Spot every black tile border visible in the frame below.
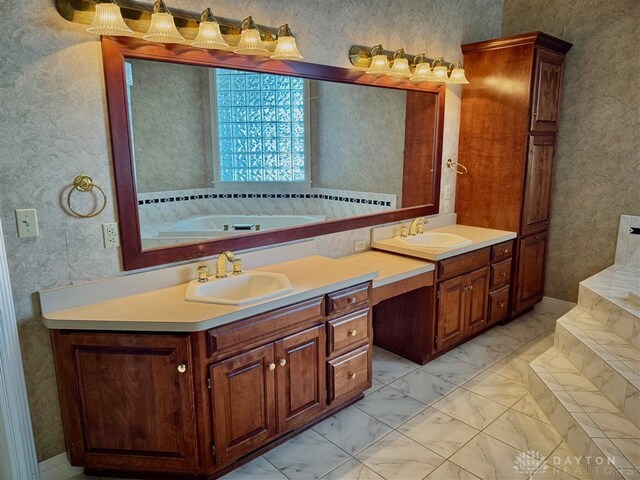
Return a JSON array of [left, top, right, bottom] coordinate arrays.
[[138, 193, 392, 207]]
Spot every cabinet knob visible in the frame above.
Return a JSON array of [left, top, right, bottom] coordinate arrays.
[[498, 302, 505, 308], [348, 329, 357, 337], [348, 372, 357, 380], [268, 363, 276, 371], [502, 248, 509, 254], [279, 359, 287, 367], [500, 272, 506, 277], [347, 296, 357, 304], [468, 285, 473, 291], [177, 364, 187, 374]]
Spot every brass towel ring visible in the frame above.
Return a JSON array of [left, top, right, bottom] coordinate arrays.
[[66, 174, 107, 218], [446, 158, 468, 175]]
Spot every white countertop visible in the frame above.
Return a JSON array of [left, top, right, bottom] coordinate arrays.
[[42, 256, 377, 332], [371, 224, 516, 261], [338, 251, 435, 287]]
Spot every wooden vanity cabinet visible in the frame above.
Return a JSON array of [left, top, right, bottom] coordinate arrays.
[[456, 32, 572, 318], [51, 282, 372, 478]]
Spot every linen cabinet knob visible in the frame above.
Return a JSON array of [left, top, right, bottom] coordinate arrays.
[[348, 329, 357, 337], [348, 372, 357, 380], [279, 359, 287, 367], [268, 363, 276, 371], [177, 364, 187, 374]]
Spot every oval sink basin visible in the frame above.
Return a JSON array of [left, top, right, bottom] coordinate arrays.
[[185, 271, 292, 306], [395, 232, 472, 249]]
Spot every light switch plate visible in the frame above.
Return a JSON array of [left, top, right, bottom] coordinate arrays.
[[15, 209, 39, 238]]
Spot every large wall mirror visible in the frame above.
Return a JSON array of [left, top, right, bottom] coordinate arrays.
[[102, 38, 445, 270]]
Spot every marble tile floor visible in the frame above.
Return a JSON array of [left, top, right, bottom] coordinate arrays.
[[71, 306, 595, 480]]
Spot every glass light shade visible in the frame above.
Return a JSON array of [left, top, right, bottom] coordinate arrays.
[[431, 65, 449, 83], [86, 2, 133, 36], [234, 28, 268, 54], [410, 62, 432, 82], [272, 36, 303, 60], [143, 12, 184, 44], [448, 67, 469, 84], [390, 57, 412, 77], [366, 54, 390, 74], [191, 21, 228, 49]]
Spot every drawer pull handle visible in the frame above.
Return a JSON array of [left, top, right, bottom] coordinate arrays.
[[502, 248, 509, 254], [499, 272, 506, 277], [348, 329, 357, 337], [279, 359, 287, 367], [498, 302, 505, 308], [348, 372, 357, 380], [177, 364, 187, 374], [468, 285, 473, 291], [347, 296, 358, 304], [268, 363, 276, 371]]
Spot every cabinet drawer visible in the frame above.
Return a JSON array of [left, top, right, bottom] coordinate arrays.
[[489, 286, 510, 324], [438, 248, 490, 281], [326, 283, 370, 317], [327, 308, 370, 356], [490, 259, 512, 290], [207, 297, 324, 356], [327, 344, 370, 404], [491, 241, 514, 262]]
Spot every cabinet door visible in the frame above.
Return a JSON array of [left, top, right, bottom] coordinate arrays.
[[464, 267, 490, 335], [210, 344, 276, 464], [521, 135, 556, 236], [514, 231, 549, 314], [54, 333, 198, 472], [530, 49, 564, 132], [436, 276, 466, 351], [275, 325, 326, 432]]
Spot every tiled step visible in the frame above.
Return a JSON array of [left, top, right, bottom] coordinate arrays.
[[553, 307, 639, 429], [529, 349, 640, 480]]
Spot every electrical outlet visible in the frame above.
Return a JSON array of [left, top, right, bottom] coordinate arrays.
[[444, 200, 451, 212], [15, 209, 39, 238], [354, 240, 367, 253], [102, 222, 120, 248], [444, 184, 452, 200]]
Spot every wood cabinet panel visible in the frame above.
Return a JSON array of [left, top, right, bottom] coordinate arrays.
[[327, 308, 370, 356], [490, 259, 512, 290], [489, 286, 510, 324], [52, 332, 198, 472], [465, 267, 490, 335], [275, 326, 326, 432], [326, 283, 370, 317], [438, 248, 490, 281], [436, 276, 465, 350], [210, 344, 276, 464], [327, 344, 370, 404], [521, 135, 556, 236], [531, 49, 565, 132], [514, 231, 549, 314]]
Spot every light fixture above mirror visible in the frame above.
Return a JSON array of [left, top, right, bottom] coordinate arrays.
[[349, 45, 469, 85], [143, 0, 184, 44], [86, 0, 132, 36], [191, 8, 229, 50]]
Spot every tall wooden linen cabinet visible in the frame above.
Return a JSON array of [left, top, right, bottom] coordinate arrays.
[[456, 32, 572, 317]]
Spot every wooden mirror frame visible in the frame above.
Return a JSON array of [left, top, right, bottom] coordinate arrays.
[[102, 37, 445, 270]]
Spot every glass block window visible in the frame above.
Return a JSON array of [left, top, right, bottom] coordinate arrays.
[[215, 70, 306, 182]]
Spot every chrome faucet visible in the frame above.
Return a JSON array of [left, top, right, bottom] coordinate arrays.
[[215, 251, 236, 278], [408, 217, 427, 236]]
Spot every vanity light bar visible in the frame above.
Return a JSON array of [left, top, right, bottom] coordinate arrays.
[[348, 44, 469, 85], [60, 0, 303, 60]]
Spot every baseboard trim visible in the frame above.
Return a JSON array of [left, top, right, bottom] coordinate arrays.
[[39, 452, 83, 480], [538, 295, 576, 316]]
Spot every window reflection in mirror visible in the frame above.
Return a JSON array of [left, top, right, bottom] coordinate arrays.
[[125, 59, 436, 250]]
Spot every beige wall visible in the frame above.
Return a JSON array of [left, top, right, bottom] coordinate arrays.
[[311, 81, 407, 197], [502, 0, 640, 301], [129, 59, 212, 193], [0, 0, 501, 460]]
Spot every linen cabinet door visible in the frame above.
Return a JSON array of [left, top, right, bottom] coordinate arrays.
[[464, 267, 490, 335], [436, 276, 466, 351], [514, 231, 549, 314], [52, 332, 199, 473], [521, 135, 556, 236], [210, 344, 277, 464], [530, 48, 564, 132], [274, 325, 326, 432]]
